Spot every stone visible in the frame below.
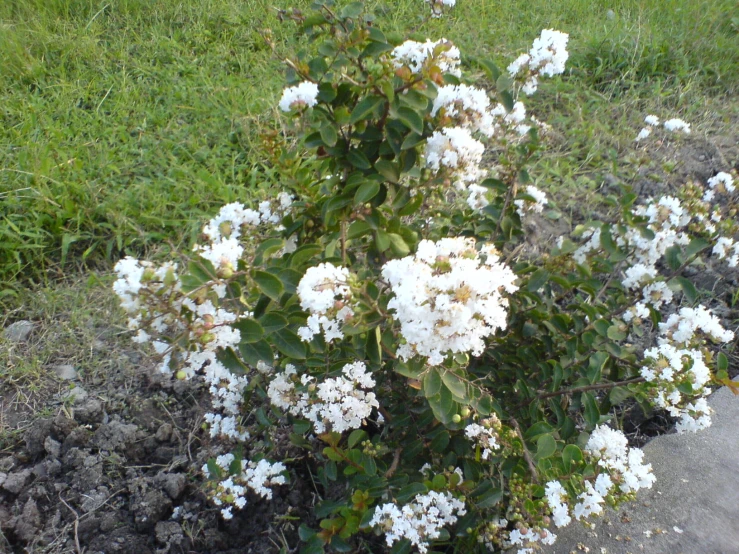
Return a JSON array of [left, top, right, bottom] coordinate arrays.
[[74, 398, 104, 424], [155, 423, 173, 442], [24, 418, 53, 457], [2, 468, 32, 494], [61, 385, 88, 403], [52, 364, 78, 380], [555, 379, 739, 553], [3, 320, 35, 342], [91, 420, 138, 451], [156, 472, 186, 500], [44, 436, 61, 458], [12, 498, 41, 543]]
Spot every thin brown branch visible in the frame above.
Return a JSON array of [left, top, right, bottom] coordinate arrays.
[[384, 447, 402, 478], [509, 417, 539, 484]]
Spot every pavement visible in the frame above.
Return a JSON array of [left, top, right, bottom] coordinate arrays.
[[552, 379, 739, 554]]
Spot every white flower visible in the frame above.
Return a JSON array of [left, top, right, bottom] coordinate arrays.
[[514, 185, 548, 216], [707, 171, 735, 193], [370, 491, 466, 554], [644, 115, 660, 126], [465, 420, 501, 460], [635, 127, 651, 141], [381, 238, 518, 365], [279, 81, 319, 112], [391, 38, 461, 77], [508, 29, 569, 95], [297, 263, 354, 343], [432, 84, 494, 136], [424, 127, 485, 185], [658, 305, 734, 345], [663, 118, 691, 134], [585, 425, 655, 495]]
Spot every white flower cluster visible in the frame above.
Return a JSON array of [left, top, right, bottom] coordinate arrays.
[[278, 81, 319, 112], [202, 453, 286, 520], [507, 29, 569, 95], [370, 491, 466, 554], [713, 236, 739, 267], [195, 195, 293, 271], [636, 114, 691, 141], [508, 525, 557, 552], [381, 238, 518, 365], [113, 257, 251, 441], [424, 127, 485, 186], [296, 262, 355, 343], [585, 425, 655, 495], [658, 305, 735, 345], [544, 480, 571, 528], [464, 419, 500, 460], [391, 38, 461, 77], [640, 344, 713, 433], [514, 185, 548, 217], [267, 361, 379, 434], [432, 84, 495, 137]]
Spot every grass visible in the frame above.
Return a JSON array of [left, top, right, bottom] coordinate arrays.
[[0, 0, 738, 299]]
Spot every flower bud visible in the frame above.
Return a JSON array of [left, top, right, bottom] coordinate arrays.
[[176, 370, 187, 380], [452, 414, 462, 423]]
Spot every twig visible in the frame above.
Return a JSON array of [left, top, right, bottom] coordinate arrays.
[[535, 377, 645, 402], [509, 417, 539, 484], [59, 494, 83, 554], [384, 447, 402, 478]]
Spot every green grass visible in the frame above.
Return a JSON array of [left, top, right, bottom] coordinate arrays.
[[1, 0, 737, 298]]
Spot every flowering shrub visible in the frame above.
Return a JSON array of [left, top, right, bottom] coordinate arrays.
[[112, 1, 737, 552]]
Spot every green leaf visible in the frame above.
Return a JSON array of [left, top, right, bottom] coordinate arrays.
[[320, 124, 338, 147], [536, 434, 557, 460], [348, 429, 367, 449], [582, 392, 600, 429], [676, 276, 699, 304], [365, 326, 382, 366], [717, 352, 729, 371], [347, 220, 373, 240], [428, 385, 456, 425], [441, 370, 467, 401], [607, 324, 627, 341], [272, 328, 307, 359], [387, 233, 410, 256], [349, 95, 384, 124], [423, 368, 442, 398], [609, 386, 632, 405], [234, 319, 264, 343], [239, 339, 273, 367], [258, 312, 289, 333], [470, 480, 503, 508], [253, 270, 284, 301], [340, 1, 363, 19], [375, 230, 391, 252], [347, 149, 372, 169], [527, 268, 550, 292], [562, 444, 583, 473], [396, 482, 428, 503], [289, 244, 323, 269], [499, 89, 514, 112], [354, 181, 381, 206], [665, 245, 682, 271], [374, 159, 400, 183], [396, 107, 424, 135], [401, 132, 424, 150], [684, 237, 710, 260], [390, 539, 412, 554]]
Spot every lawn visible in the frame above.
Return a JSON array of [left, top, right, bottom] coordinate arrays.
[[1, 0, 737, 298]]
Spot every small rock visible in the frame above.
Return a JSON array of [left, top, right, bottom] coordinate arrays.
[[99, 512, 118, 532], [63, 427, 91, 452], [3, 320, 35, 342], [44, 436, 62, 458], [74, 398, 104, 424], [155, 520, 185, 548], [52, 364, 78, 380], [24, 419, 54, 457], [0, 457, 15, 472], [81, 486, 110, 513], [155, 423, 173, 442], [132, 489, 172, 532], [92, 421, 139, 451], [2, 468, 32, 494], [52, 414, 78, 438], [12, 498, 41, 542], [62, 386, 88, 403], [156, 473, 186, 500]]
